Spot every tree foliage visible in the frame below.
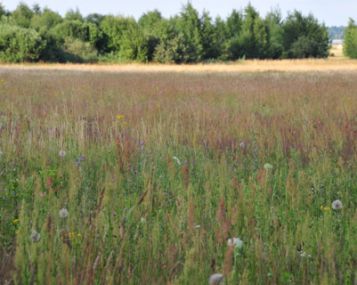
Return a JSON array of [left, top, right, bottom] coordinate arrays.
[[344, 19, 357, 58], [0, 24, 44, 62], [0, 3, 332, 63], [282, 11, 329, 58]]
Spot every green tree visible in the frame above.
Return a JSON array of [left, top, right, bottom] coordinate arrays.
[[139, 10, 165, 61], [264, 9, 283, 58], [51, 20, 90, 41], [0, 24, 44, 62], [65, 9, 83, 22], [200, 11, 220, 60], [282, 11, 329, 58], [0, 3, 7, 17], [237, 5, 269, 59], [11, 3, 34, 28], [175, 3, 203, 62], [31, 8, 62, 33], [344, 19, 357, 58], [100, 16, 147, 61]]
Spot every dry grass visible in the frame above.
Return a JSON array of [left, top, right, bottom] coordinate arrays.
[[1, 58, 357, 74], [0, 69, 356, 284]]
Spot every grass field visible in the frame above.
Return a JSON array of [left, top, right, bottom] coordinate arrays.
[[0, 67, 356, 284]]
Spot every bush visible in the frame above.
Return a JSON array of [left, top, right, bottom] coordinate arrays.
[[0, 24, 44, 62], [62, 38, 98, 62]]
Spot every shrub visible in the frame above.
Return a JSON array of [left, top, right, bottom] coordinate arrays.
[[0, 24, 44, 62]]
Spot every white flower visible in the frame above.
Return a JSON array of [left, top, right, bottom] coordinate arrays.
[[300, 251, 311, 258], [239, 141, 246, 149], [58, 150, 66, 158], [264, 163, 273, 170], [140, 217, 146, 223], [172, 156, 181, 165], [194, 224, 201, 229], [227, 237, 243, 249], [209, 273, 224, 285], [59, 208, 69, 219], [31, 230, 41, 243], [332, 199, 343, 210]]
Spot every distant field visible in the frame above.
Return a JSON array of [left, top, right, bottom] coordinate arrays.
[[0, 70, 356, 284], [1, 58, 357, 74]]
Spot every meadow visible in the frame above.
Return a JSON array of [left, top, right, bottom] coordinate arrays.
[[0, 67, 356, 284]]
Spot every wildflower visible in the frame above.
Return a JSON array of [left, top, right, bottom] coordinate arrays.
[[58, 150, 66, 158], [227, 237, 243, 249], [30, 230, 41, 243], [320, 205, 331, 212], [59, 208, 69, 219], [12, 219, 20, 225], [299, 251, 311, 258], [172, 156, 181, 165], [239, 141, 246, 149], [140, 217, 146, 223], [264, 163, 273, 170], [332, 199, 343, 210], [68, 231, 82, 241], [195, 224, 201, 229], [116, 114, 125, 120], [209, 273, 224, 285]]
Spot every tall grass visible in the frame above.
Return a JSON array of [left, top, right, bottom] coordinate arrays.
[[0, 71, 356, 284]]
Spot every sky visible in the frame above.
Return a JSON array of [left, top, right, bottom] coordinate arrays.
[[1, 0, 355, 26]]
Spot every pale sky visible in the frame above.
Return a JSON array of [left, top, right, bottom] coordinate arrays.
[[1, 0, 355, 26]]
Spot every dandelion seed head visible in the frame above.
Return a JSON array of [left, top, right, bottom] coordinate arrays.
[[227, 237, 243, 249], [264, 163, 273, 170], [31, 230, 41, 243], [209, 273, 224, 285], [58, 150, 66, 158], [59, 208, 69, 219], [332, 199, 343, 210]]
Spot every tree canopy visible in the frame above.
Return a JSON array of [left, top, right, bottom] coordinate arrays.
[[0, 2, 334, 63]]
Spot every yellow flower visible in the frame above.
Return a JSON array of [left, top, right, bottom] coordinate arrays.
[[116, 114, 125, 120], [68, 231, 82, 242], [320, 205, 331, 212], [12, 219, 20, 225]]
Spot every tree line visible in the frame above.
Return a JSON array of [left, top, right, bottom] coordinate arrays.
[[0, 2, 336, 63]]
